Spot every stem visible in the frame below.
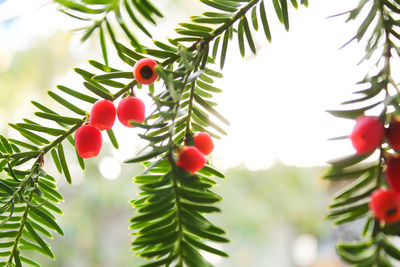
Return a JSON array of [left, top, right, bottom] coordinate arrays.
[[184, 82, 197, 143], [167, 80, 189, 264], [6, 161, 42, 265], [170, 163, 184, 266], [376, 244, 381, 265], [165, 62, 199, 264], [41, 123, 82, 155], [113, 80, 137, 99], [6, 191, 34, 266]]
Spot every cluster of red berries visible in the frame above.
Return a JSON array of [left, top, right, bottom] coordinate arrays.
[[75, 57, 214, 176], [350, 116, 400, 223], [176, 132, 214, 174], [75, 58, 158, 158], [75, 97, 145, 158]]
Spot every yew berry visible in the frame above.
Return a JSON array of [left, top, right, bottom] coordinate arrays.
[[385, 154, 400, 191], [133, 58, 158, 85], [117, 97, 145, 127], [193, 132, 214, 155], [176, 146, 206, 174], [75, 125, 102, 159], [387, 116, 400, 151], [350, 116, 385, 155], [370, 189, 400, 223], [89, 100, 116, 131]]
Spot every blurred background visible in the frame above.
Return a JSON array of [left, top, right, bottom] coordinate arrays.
[[0, 0, 380, 266]]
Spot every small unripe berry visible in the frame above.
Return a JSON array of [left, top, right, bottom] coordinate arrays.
[[75, 125, 102, 158], [385, 154, 400, 191], [387, 116, 400, 151], [193, 132, 214, 155], [350, 116, 385, 154], [370, 189, 400, 223], [177, 146, 206, 174], [89, 100, 116, 131], [133, 58, 158, 85], [117, 97, 145, 128]]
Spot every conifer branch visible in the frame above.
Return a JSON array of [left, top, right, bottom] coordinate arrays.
[[0, 0, 306, 265], [326, 0, 400, 264]]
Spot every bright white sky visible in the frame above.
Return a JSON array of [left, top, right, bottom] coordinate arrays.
[[0, 0, 373, 172]]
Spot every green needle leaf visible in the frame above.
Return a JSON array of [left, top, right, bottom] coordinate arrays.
[[107, 129, 119, 149], [51, 149, 62, 174], [220, 29, 229, 69], [15, 123, 66, 136], [25, 222, 55, 259], [242, 16, 256, 54], [56, 85, 98, 103], [57, 144, 71, 184], [124, 0, 152, 38], [99, 24, 108, 65], [200, 0, 237, 12], [238, 19, 245, 57], [212, 36, 220, 60], [279, 0, 289, 30], [29, 206, 64, 236], [251, 6, 258, 31], [83, 81, 113, 100], [260, 1, 272, 42], [35, 112, 83, 125]]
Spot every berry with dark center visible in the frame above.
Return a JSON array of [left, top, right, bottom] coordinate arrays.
[[89, 99, 116, 131], [75, 125, 102, 158], [133, 58, 158, 85], [370, 189, 400, 223], [385, 154, 400, 191], [387, 116, 400, 151], [350, 116, 385, 155], [117, 97, 145, 128], [193, 132, 214, 155], [176, 146, 206, 174]]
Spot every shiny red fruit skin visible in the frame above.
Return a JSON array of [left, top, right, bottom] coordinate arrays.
[[385, 154, 400, 191], [193, 132, 214, 155], [117, 97, 145, 128], [89, 100, 116, 131], [387, 118, 400, 151], [75, 125, 102, 159], [177, 146, 206, 174], [370, 189, 400, 223], [350, 116, 385, 155], [133, 58, 158, 85]]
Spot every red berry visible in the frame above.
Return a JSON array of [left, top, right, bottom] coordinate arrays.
[[117, 97, 145, 128], [193, 132, 214, 155], [370, 189, 400, 223], [75, 125, 102, 158], [350, 116, 385, 154], [176, 146, 206, 174], [385, 154, 400, 191], [387, 117, 400, 151], [89, 100, 116, 131], [133, 58, 158, 85]]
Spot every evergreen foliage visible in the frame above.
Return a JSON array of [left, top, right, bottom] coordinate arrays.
[[325, 0, 400, 265], [0, 0, 309, 266]]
